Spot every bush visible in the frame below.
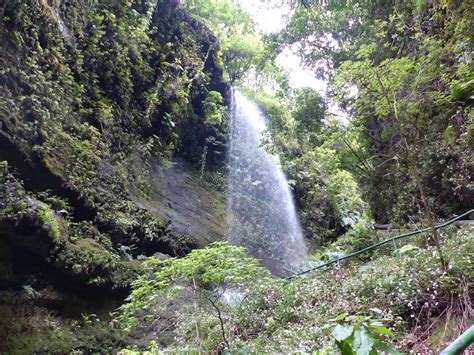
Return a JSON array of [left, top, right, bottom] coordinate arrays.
[[223, 226, 472, 352], [331, 213, 376, 257], [115, 242, 270, 351]]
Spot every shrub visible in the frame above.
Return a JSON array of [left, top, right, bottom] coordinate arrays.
[[115, 242, 270, 351]]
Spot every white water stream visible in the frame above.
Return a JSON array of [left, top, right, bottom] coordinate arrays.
[[226, 89, 307, 276]]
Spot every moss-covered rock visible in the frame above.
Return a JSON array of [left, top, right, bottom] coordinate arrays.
[[133, 159, 226, 247], [0, 164, 139, 289], [0, 0, 228, 291], [0, 1, 229, 351]]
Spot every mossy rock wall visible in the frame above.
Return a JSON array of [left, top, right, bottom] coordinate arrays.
[[133, 159, 226, 247], [0, 0, 229, 291]]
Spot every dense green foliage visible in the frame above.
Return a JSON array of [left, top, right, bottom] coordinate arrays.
[[116, 227, 473, 353], [0, 0, 228, 288], [183, 0, 263, 84], [237, 0, 473, 250], [116, 242, 270, 351], [1, 0, 228, 352], [274, 0, 473, 224]]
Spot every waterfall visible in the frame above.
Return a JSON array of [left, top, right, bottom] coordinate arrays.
[[39, 0, 73, 46], [226, 89, 307, 276]]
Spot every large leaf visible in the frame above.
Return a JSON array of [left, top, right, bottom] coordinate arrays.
[[352, 328, 375, 355], [335, 340, 356, 355], [332, 324, 354, 341]]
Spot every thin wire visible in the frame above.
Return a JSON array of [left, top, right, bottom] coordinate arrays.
[[287, 209, 473, 280]]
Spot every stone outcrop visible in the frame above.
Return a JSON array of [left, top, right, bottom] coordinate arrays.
[[0, 0, 228, 292]]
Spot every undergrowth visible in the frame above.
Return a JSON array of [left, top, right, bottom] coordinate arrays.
[[2, 227, 470, 353], [118, 225, 473, 353]]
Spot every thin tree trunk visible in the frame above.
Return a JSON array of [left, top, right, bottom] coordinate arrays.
[[393, 101, 447, 271], [399, 134, 447, 270], [192, 277, 201, 352], [208, 296, 230, 350], [375, 72, 447, 270]]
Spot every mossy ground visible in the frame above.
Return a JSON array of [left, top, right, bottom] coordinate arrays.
[[0, 289, 126, 353]]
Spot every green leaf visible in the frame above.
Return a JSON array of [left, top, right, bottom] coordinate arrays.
[[332, 324, 354, 341], [368, 324, 394, 336], [353, 328, 375, 355], [335, 313, 349, 321], [335, 340, 356, 355]]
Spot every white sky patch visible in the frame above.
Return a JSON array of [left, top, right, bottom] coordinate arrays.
[[238, 0, 351, 123], [238, 0, 291, 33], [276, 46, 327, 93], [238, 0, 323, 92]]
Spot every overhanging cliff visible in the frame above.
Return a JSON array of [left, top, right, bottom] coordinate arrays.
[[0, 0, 228, 291]]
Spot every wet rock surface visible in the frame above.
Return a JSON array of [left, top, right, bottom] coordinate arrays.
[[133, 159, 226, 247]]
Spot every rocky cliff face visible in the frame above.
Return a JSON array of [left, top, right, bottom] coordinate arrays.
[[0, 0, 228, 294]]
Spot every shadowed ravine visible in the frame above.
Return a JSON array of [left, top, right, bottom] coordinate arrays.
[[226, 89, 308, 276]]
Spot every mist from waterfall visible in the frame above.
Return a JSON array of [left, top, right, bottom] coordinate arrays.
[[226, 89, 307, 276]]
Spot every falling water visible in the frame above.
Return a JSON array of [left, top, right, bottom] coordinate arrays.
[[39, 0, 73, 46], [226, 89, 307, 276]]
